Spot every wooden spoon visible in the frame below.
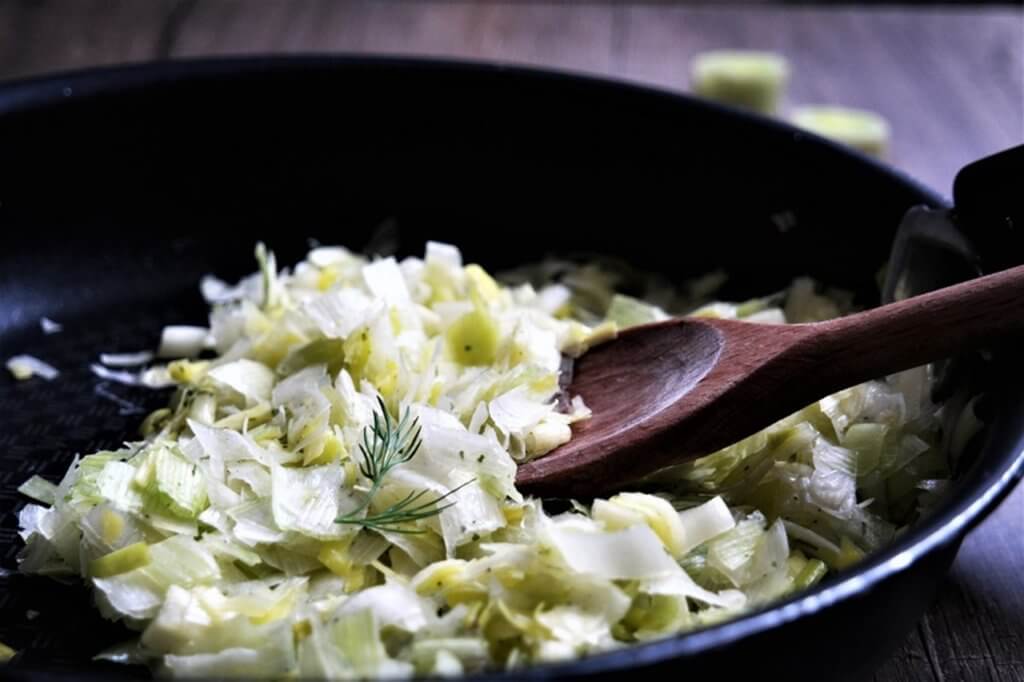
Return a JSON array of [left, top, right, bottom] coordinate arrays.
[[515, 263, 1024, 497]]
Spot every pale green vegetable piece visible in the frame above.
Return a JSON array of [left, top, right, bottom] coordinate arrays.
[[690, 49, 790, 114], [277, 338, 346, 376], [844, 423, 888, 476], [151, 447, 209, 518], [447, 309, 499, 365], [707, 515, 767, 586], [18, 475, 58, 505], [676, 495, 736, 555], [791, 105, 891, 158], [604, 294, 667, 328], [90, 542, 152, 578], [794, 558, 828, 589]]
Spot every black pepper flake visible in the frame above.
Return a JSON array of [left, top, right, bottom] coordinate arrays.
[[477, 454, 485, 463]]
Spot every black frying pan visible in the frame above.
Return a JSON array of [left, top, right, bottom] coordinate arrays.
[[0, 57, 1021, 682]]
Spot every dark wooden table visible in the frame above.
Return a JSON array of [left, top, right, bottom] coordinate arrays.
[[1, 2, 1022, 681]]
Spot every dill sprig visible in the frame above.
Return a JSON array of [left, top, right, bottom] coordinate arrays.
[[337, 479, 474, 534], [336, 398, 469, 533], [357, 397, 423, 488]]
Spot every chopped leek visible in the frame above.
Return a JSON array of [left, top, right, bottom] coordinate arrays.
[[18, 475, 58, 505], [6, 354, 59, 381], [791, 105, 891, 158], [157, 326, 210, 359], [40, 316, 63, 334], [690, 49, 790, 114], [604, 294, 667, 328], [447, 309, 500, 366], [90, 542, 152, 578], [15, 240, 960, 678], [100, 351, 155, 367]]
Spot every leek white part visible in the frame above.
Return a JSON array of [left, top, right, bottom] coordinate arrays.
[[535, 284, 571, 315], [308, 246, 353, 268], [93, 536, 220, 622], [164, 647, 290, 678], [604, 294, 667, 328], [305, 289, 374, 339], [592, 493, 686, 556], [18, 476, 58, 505], [676, 496, 736, 555], [332, 583, 434, 631], [707, 514, 769, 586], [207, 359, 275, 404], [690, 49, 790, 114], [96, 462, 146, 515], [40, 317, 63, 334], [150, 447, 208, 518], [157, 325, 210, 359], [639, 566, 747, 610], [188, 420, 276, 474], [270, 464, 352, 540], [7, 355, 59, 381], [791, 105, 891, 158], [489, 387, 553, 442], [782, 520, 841, 557], [100, 351, 155, 367], [90, 364, 143, 386], [200, 274, 257, 304], [547, 522, 679, 580], [362, 257, 411, 305], [425, 241, 463, 270]]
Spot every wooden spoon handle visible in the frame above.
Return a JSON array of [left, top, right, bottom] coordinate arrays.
[[812, 264, 1024, 386]]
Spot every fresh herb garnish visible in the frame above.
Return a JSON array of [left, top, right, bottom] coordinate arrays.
[[337, 480, 473, 534], [336, 398, 470, 533]]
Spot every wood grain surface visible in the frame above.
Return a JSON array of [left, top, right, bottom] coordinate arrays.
[[0, 2, 1021, 681]]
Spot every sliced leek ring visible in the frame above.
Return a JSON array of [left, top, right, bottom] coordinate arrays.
[[791, 105, 891, 158], [690, 50, 790, 114]]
